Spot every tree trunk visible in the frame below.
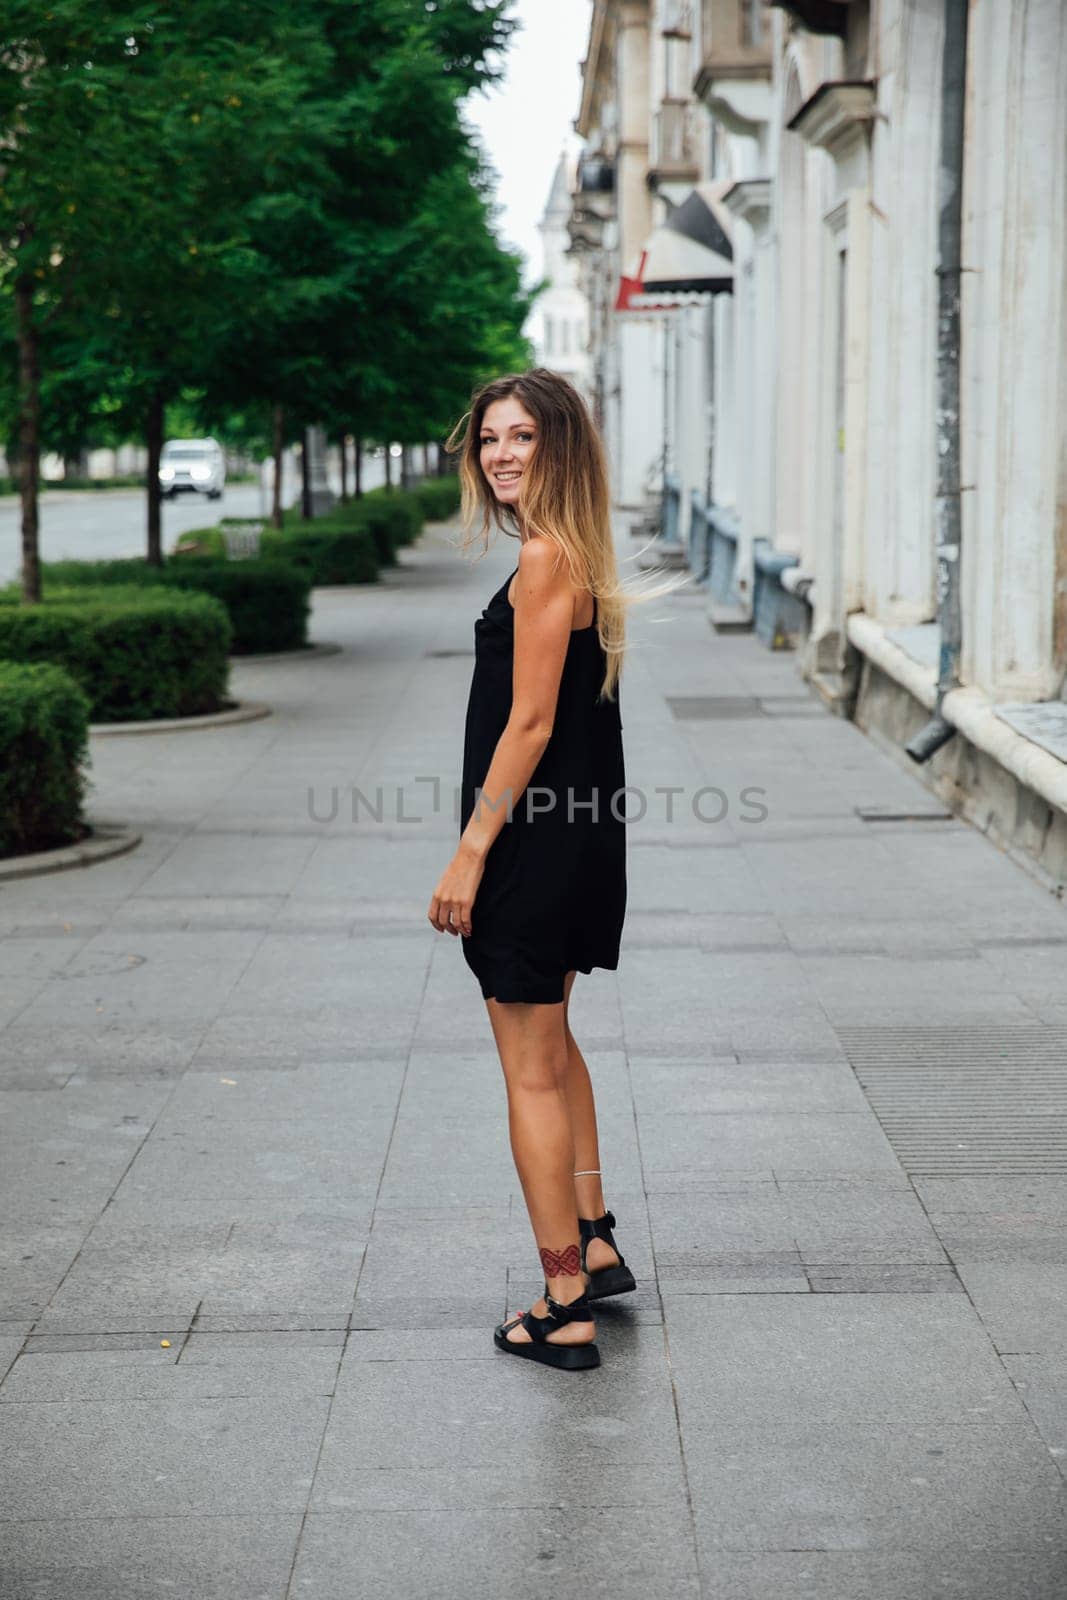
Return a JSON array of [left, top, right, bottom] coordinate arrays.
[[63, 449, 88, 482], [384, 445, 392, 490], [339, 433, 349, 502], [14, 271, 41, 604], [354, 439, 363, 499], [300, 429, 312, 519], [400, 445, 412, 492], [146, 389, 164, 566], [271, 403, 284, 529], [436, 439, 450, 477]]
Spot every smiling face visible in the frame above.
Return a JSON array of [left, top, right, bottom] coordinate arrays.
[[479, 396, 538, 510]]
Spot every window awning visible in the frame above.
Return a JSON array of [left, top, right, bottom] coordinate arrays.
[[615, 180, 735, 311]]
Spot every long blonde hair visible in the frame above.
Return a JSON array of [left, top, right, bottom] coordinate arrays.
[[447, 367, 691, 702]]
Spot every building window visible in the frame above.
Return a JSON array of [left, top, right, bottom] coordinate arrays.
[[562, 320, 572, 355], [544, 316, 554, 355]]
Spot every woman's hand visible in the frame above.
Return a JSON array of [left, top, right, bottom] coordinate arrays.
[[428, 842, 485, 937]]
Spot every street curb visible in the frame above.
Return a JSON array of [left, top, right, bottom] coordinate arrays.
[[90, 700, 272, 737], [230, 642, 342, 665], [0, 822, 142, 883]]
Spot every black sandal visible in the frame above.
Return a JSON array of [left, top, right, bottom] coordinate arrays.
[[579, 1211, 637, 1302], [494, 1288, 601, 1370]]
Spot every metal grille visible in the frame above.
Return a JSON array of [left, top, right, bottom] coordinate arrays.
[[221, 522, 263, 560], [838, 1025, 1067, 1176]]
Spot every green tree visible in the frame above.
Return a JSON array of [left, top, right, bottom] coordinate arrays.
[[0, 0, 525, 590], [0, 2, 324, 586], [0, 4, 160, 597], [201, 0, 522, 519]]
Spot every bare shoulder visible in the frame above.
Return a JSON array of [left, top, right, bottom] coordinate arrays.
[[511, 538, 592, 629], [515, 537, 568, 587], [510, 538, 572, 609]]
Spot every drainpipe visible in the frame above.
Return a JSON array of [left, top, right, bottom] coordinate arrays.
[[906, 0, 969, 763]]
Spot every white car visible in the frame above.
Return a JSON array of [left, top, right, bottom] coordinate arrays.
[[159, 438, 225, 499]]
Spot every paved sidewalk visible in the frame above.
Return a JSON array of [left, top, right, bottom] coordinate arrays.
[[2, 524, 1067, 1598]]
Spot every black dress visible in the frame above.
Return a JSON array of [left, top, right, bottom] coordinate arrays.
[[459, 559, 627, 1004]]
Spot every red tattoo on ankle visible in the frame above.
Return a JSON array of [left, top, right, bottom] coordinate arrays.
[[539, 1243, 582, 1276]]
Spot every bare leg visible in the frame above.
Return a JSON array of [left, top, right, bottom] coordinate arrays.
[[487, 990, 595, 1348], [561, 971, 621, 1275]]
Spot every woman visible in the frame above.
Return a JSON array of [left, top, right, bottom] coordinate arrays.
[[428, 368, 675, 1372]]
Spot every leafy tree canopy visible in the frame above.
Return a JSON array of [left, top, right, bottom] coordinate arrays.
[[0, 0, 531, 583]]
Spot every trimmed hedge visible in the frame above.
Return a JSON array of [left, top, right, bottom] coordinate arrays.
[[355, 488, 423, 562], [173, 526, 227, 560], [162, 559, 310, 653], [42, 557, 165, 588], [170, 479, 437, 584], [413, 474, 461, 522], [265, 525, 379, 585], [42, 556, 312, 655], [0, 588, 231, 722], [0, 475, 145, 495], [176, 521, 379, 584], [0, 661, 90, 857]]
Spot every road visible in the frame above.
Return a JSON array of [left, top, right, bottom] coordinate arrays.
[[0, 454, 389, 584]]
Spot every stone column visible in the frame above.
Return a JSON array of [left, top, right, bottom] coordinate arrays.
[[773, 64, 823, 570], [863, 0, 943, 628], [723, 178, 774, 616], [614, 1, 663, 511], [616, 0, 652, 267], [788, 81, 876, 687], [960, 0, 1067, 702]]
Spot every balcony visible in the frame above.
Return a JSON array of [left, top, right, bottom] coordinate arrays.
[[570, 154, 616, 246], [577, 153, 616, 197], [693, 0, 773, 136], [768, 0, 849, 38], [648, 99, 700, 187], [694, 0, 773, 99]]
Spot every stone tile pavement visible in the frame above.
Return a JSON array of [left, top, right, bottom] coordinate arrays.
[[2, 523, 1067, 1598]]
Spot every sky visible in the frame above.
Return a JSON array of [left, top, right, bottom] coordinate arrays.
[[462, 0, 594, 287]]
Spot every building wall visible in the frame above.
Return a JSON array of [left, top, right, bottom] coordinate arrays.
[[529, 154, 593, 401], [959, 0, 1067, 702], [863, 0, 942, 629], [769, 32, 825, 572], [572, 0, 1067, 708], [572, 0, 667, 512], [770, 0, 1067, 709]]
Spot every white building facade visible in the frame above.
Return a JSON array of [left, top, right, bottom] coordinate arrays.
[[529, 154, 593, 402], [572, 0, 1067, 881], [570, 1, 666, 511]]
